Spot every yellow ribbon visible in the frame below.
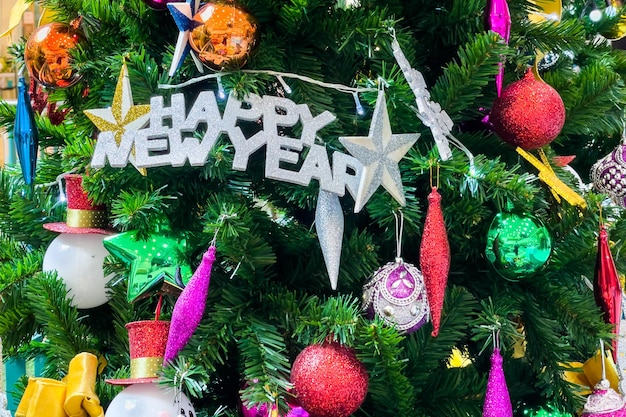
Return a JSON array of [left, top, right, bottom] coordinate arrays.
[[516, 147, 587, 209], [447, 347, 472, 368], [15, 353, 104, 417], [528, 0, 563, 80], [66, 209, 108, 229], [130, 356, 163, 379], [562, 349, 620, 396], [528, 0, 563, 24], [0, 0, 32, 38]]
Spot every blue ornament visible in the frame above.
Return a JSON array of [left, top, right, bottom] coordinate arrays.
[[13, 76, 39, 185], [167, 0, 204, 76]]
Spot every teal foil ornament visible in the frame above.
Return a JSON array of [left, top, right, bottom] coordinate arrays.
[[13, 76, 39, 185]]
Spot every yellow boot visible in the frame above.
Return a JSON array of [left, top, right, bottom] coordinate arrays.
[[16, 377, 68, 417], [63, 353, 104, 417], [15, 377, 38, 417]]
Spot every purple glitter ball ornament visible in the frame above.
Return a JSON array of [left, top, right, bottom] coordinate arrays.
[[483, 348, 512, 417], [362, 258, 429, 333], [591, 144, 626, 207]]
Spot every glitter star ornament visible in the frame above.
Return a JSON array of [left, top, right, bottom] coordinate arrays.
[[483, 347, 513, 417], [340, 90, 419, 212], [84, 63, 151, 174], [102, 230, 192, 302], [167, 0, 204, 76], [291, 342, 368, 417]]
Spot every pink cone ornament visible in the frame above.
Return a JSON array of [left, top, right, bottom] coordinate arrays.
[[164, 245, 216, 362], [419, 187, 450, 337], [483, 348, 512, 417], [485, 0, 511, 96], [594, 225, 622, 360]]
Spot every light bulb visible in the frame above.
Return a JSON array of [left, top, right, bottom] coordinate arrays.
[[590, 8, 603, 22]]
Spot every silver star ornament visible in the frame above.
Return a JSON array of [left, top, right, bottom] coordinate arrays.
[[340, 90, 419, 212]]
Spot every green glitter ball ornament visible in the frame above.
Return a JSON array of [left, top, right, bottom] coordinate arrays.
[[485, 211, 552, 280]]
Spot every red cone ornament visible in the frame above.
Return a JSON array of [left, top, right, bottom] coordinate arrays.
[[291, 342, 368, 417], [595, 225, 622, 360], [420, 187, 450, 337]]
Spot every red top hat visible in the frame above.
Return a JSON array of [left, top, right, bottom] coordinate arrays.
[[43, 174, 111, 234], [106, 320, 170, 385]]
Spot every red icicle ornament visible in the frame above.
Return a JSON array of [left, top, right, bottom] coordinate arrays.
[[594, 224, 622, 360], [420, 186, 450, 336]]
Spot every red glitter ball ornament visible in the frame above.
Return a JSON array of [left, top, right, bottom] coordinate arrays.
[[291, 342, 368, 417], [490, 69, 565, 150]]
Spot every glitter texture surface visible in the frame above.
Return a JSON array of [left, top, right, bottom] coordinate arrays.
[[107, 320, 170, 385], [164, 245, 216, 362], [490, 70, 565, 150], [483, 348, 512, 417], [84, 63, 151, 174], [291, 342, 368, 417], [485, 0, 511, 97], [339, 90, 419, 212], [419, 187, 450, 337], [315, 190, 344, 290], [362, 260, 429, 333], [591, 144, 626, 207], [43, 174, 111, 234], [582, 380, 626, 417]]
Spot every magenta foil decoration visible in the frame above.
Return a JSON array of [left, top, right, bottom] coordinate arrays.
[[485, 0, 511, 96], [483, 348, 512, 417], [164, 245, 216, 362]]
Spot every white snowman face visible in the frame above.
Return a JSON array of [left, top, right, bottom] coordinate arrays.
[[105, 383, 196, 417]]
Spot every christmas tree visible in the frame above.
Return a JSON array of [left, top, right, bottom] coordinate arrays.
[[1, 0, 626, 416]]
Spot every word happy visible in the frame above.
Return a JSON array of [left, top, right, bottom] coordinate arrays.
[[91, 92, 363, 198]]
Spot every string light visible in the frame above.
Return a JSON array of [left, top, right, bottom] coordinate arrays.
[[216, 75, 226, 100], [352, 91, 365, 116], [589, 1, 603, 21], [277, 75, 292, 95]]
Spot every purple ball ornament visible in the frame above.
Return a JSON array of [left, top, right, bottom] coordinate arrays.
[[591, 143, 626, 207], [362, 258, 429, 334], [141, 0, 177, 10]]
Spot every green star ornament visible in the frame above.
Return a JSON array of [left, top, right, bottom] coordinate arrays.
[[103, 230, 192, 302]]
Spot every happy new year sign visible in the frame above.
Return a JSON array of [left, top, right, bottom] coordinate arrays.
[[90, 91, 362, 199]]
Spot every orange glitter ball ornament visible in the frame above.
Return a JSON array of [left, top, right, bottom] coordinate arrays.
[[190, 2, 258, 70], [25, 22, 85, 89]]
